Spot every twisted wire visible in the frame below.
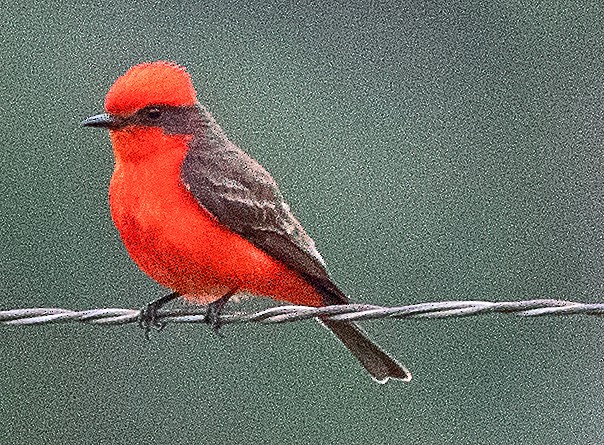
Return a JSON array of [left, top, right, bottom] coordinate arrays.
[[1, 299, 603, 327]]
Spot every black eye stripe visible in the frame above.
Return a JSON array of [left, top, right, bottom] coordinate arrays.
[[123, 105, 201, 133]]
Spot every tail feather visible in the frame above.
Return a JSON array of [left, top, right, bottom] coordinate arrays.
[[304, 274, 411, 382], [321, 318, 412, 383]]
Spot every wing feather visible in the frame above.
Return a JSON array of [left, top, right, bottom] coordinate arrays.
[[180, 105, 347, 303]]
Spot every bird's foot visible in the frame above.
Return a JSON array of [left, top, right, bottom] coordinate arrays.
[[138, 291, 180, 339], [203, 290, 236, 336]]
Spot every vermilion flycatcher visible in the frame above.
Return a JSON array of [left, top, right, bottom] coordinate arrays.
[[82, 61, 410, 383]]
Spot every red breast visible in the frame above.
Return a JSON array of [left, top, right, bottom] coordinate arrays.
[[104, 62, 324, 306]]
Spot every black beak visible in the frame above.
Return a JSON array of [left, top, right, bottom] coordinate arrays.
[[81, 113, 114, 128]]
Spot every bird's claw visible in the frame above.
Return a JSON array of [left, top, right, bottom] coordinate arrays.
[[202, 290, 235, 337], [204, 304, 224, 337], [137, 291, 180, 339], [138, 302, 166, 339]]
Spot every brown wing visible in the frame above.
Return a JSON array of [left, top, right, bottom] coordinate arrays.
[[95, 102, 410, 381], [179, 105, 347, 304]]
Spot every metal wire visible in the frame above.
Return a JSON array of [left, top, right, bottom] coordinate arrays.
[[0, 299, 603, 327]]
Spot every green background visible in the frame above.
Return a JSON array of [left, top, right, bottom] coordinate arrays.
[[1, 1, 603, 443]]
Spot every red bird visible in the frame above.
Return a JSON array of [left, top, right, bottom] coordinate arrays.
[[83, 61, 410, 383]]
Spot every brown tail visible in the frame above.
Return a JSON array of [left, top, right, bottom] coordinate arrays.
[[321, 318, 412, 383]]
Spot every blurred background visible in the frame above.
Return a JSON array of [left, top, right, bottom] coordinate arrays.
[[1, 1, 603, 443]]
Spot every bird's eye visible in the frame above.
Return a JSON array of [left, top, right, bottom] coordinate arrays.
[[147, 108, 162, 119]]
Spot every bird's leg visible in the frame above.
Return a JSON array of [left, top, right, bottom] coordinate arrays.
[[139, 291, 180, 339], [204, 289, 237, 334]]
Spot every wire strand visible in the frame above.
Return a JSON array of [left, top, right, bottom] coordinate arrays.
[[1, 299, 603, 327]]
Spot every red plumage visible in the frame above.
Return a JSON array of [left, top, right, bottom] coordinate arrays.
[[105, 62, 196, 115], [84, 61, 411, 383]]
